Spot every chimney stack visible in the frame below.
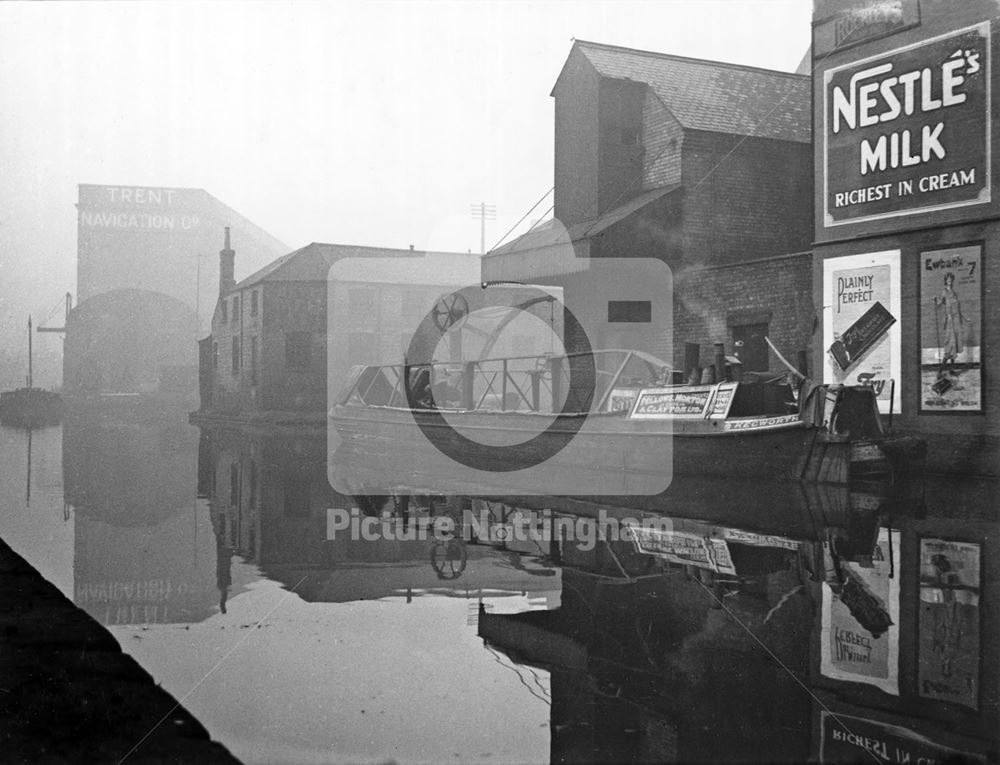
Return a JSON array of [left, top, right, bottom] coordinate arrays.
[[219, 226, 235, 295]]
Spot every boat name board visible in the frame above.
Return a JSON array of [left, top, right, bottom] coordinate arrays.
[[725, 414, 800, 431], [629, 383, 737, 419], [628, 526, 736, 574], [710, 383, 736, 416], [721, 529, 801, 551]]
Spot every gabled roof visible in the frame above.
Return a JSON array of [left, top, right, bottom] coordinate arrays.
[[232, 242, 476, 291], [560, 40, 810, 143]]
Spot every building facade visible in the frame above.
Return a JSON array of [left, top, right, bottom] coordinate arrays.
[[811, 1, 999, 475], [484, 41, 815, 376], [198, 236, 476, 416], [66, 184, 287, 399]]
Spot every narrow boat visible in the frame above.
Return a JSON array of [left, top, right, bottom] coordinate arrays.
[[329, 348, 913, 492]]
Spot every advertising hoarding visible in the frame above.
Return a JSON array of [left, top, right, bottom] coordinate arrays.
[[919, 244, 983, 412], [823, 251, 901, 413], [822, 22, 991, 227]]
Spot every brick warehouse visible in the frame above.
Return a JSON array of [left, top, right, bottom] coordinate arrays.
[[197, 233, 475, 418], [483, 40, 816, 377], [811, 0, 999, 476]]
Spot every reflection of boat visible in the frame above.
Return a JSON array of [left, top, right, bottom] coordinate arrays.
[[330, 349, 909, 491], [0, 317, 62, 428]]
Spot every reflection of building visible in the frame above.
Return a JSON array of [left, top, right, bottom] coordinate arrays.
[[197, 240, 474, 416], [479, 524, 815, 763], [63, 406, 220, 625], [810, 3, 998, 475], [67, 184, 287, 398], [197, 424, 560, 607], [483, 41, 814, 374], [480, 478, 998, 764], [809, 476, 998, 763]]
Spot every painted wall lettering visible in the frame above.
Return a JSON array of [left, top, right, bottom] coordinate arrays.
[[823, 23, 990, 226]]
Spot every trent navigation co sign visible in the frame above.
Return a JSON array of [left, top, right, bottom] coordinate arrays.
[[823, 22, 990, 227]]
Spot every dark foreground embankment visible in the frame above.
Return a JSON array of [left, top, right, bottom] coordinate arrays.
[[0, 538, 239, 764]]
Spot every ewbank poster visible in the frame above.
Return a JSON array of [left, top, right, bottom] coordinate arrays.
[[821, 528, 900, 694], [918, 538, 981, 709], [920, 245, 983, 412], [823, 251, 901, 413]]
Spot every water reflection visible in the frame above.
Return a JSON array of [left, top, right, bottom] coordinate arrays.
[[472, 479, 998, 764], [199, 426, 562, 611], [1, 408, 997, 763], [62, 408, 221, 625]]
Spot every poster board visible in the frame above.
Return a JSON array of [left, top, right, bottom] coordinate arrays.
[[823, 251, 901, 414], [919, 244, 983, 412]]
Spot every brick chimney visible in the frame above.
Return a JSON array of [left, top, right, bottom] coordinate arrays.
[[219, 226, 235, 295]]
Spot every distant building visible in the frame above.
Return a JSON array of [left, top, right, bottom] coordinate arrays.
[[198, 235, 477, 416], [65, 184, 287, 399], [483, 41, 814, 375]]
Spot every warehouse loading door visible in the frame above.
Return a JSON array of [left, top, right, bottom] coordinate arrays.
[[732, 323, 769, 372]]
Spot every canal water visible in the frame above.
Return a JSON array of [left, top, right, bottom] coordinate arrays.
[[1, 405, 997, 764]]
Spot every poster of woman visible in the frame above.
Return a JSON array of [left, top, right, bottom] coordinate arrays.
[[920, 245, 983, 412]]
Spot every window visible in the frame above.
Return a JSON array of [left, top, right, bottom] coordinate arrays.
[[232, 295, 240, 321], [250, 336, 258, 385], [221, 300, 228, 323], [232, 337, 241, 374], [212, 342, 219, 369], [285, 332, 312, 369], [251, 291, 259, 317]]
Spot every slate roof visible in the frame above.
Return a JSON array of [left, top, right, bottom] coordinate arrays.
[[564, 40, 810, 143], [233, 242, 476, 290]]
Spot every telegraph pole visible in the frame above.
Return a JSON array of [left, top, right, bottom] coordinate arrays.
[[470, 202, 496, 254]]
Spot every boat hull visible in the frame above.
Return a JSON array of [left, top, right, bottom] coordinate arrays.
[[331, 404, 820, 495]]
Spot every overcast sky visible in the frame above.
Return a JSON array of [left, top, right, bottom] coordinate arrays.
[[0, 0, 811, 366]]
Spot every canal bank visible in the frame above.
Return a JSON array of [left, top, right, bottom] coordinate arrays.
[[0, 537, 238, 764]]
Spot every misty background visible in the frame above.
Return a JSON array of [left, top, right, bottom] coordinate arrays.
[[0, 1, 810, 389]]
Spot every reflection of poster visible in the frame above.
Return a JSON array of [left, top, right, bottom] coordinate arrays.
[[821, 528, 900, 694], [819, 712, 987, 764], [823, 251, 901, 414], [920, 245, 983, 412], [919, 539, 980, 709]]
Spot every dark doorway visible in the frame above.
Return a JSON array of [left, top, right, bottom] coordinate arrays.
[[732, 323, 769, 371]]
